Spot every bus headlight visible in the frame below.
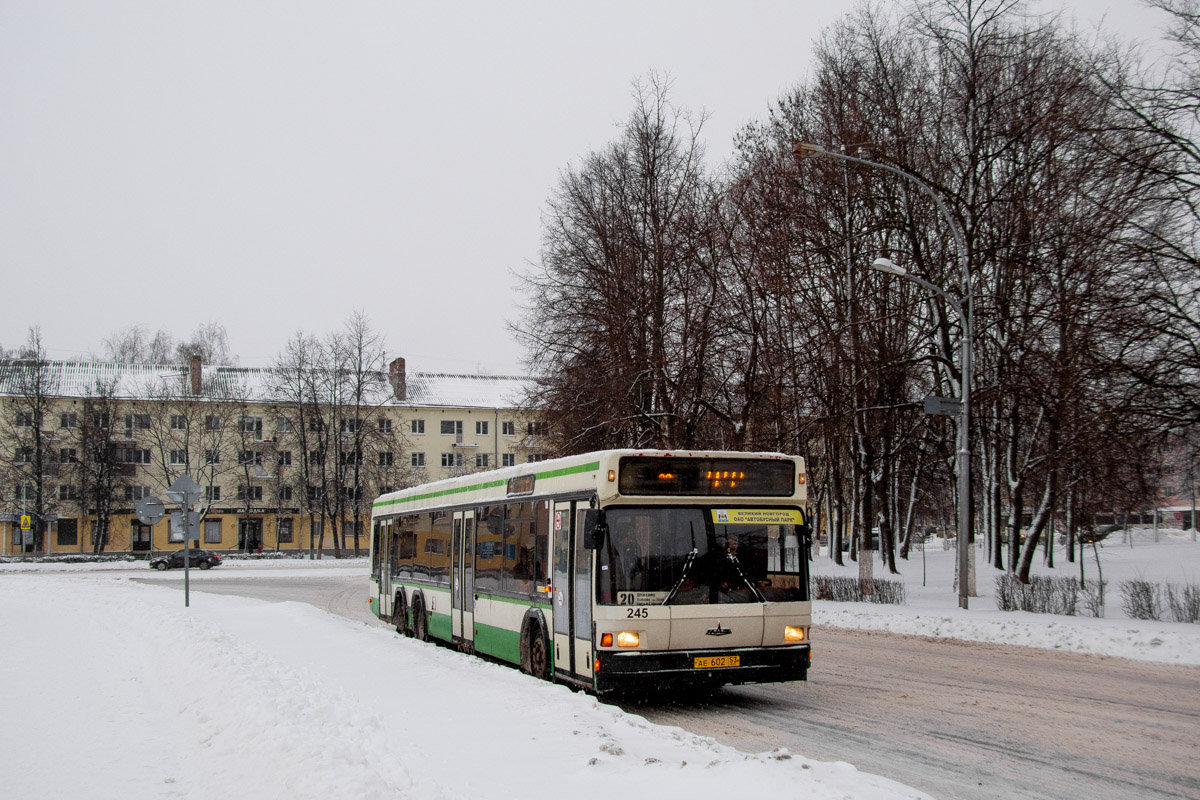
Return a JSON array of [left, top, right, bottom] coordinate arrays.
[[616, 631, 640, 648], [784, 625, 806, 643]]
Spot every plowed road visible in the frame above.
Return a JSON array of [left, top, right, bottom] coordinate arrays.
[[142, 572, 1200, 800]]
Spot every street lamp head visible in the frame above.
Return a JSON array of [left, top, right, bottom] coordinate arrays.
[[792, 142, 826, 158], [871, 257, 907, 276]]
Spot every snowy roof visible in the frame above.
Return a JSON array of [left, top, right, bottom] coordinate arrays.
[[404, 372, 530, 409], [0, 360, 534, 411]]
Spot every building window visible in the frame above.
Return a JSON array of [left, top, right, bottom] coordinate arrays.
[[59, 484, 80, 501], [169, 449, 187, 466], [310, 518, 323, 542], [56, 519, 78, 546], [125, 414, 151, 431], [308, 418, 324, 432], [170, 415, 187, 430], [527, 422, 546, 437], [476, 421, 489, 436], [278, 451, 292, 466], [278, 485, 293, 503], [378, 418, 393, 434], [60, 413, 78, 429], [441, 420, 463, 436], [238, 416, 263, 440], [378, 485, 394, 495], [502, 421, 515, 436], [379, 451, 394, 467], [119, 448, 151, 464], [308, 450, 323, 465], [340, 418, 362, 433], [476, 453, 490, 468], [205, 449, 220, 465], [205, 415, 222, 431], [14, 447, 32, 463], [277, 518, 294, 543], [204, 519, 222, 544], [16, 411, 34, 427], [238, 485, 263, 502], [340, 450, 363, 466], [528, 454, 547, 463], [239, 450, 263, 466], [16, 483, 35, 501], [59, 448, 78, 463], [276, 417, 292, 434], [502, 453, 516, 467], [344, 486, 362, 502], [411, 452, 425, 468], [411, 419, 425, 434], [441, 452, 463, 468], [205, 485, 221, 502], [124, 485, 152, 502]]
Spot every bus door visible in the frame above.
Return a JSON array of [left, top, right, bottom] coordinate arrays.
[[552, 501, 593, 682], [377, 520, 392, 617], [452, 509, 476, 645]]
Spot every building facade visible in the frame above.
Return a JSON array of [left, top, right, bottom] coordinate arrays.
[[0, 356, 545, 556]]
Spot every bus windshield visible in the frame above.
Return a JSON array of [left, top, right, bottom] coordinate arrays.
[[597, 507, 808, 606]]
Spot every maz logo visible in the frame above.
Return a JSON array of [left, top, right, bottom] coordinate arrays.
[[705, 622, 732, 636]]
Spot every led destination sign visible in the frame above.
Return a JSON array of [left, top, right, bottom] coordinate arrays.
[[618, 456, 795, 497]]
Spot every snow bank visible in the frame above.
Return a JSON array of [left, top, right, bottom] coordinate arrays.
[[0, 575, 929, 800]]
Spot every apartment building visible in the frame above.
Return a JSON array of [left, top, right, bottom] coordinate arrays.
[[0, 356, 545, 556]]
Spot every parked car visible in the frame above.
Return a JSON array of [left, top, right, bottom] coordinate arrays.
[[149, 549, 222, 571]]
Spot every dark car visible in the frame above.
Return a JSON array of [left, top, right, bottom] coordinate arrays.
[[149, 549, 222, 571]]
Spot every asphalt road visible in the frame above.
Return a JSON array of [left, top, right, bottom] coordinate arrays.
[[140, 572, 1200, 800]]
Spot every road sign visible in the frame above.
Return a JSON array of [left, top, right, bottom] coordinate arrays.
[[19, 515, 31, 530], [135, 496, 166, 526], [166, 474, 203, 507], [169, 511, 201, 542], [924, 395, 962, 417]]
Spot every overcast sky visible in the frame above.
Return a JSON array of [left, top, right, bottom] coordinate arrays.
[[0, 0, 1168, 375]]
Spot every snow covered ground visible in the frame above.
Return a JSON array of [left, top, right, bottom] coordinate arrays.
[[812, 527, 1200, 666], [1, 528, 1196, 799]]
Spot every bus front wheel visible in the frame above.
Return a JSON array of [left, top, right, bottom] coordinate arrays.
[[524, 621, 551, 681]]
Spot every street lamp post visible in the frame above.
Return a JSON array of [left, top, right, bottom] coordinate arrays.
[[793, 142, 974, 609]]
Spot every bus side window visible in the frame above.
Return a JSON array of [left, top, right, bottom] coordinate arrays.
[[534, 500, 550, 583]]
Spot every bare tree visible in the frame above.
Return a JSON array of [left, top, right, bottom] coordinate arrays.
[[0, 327, 60, 551], [103, 325, 174, 364], [174, 322, 238, 366], [516, 73, 724, 452]]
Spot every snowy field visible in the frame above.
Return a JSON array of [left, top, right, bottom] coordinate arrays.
[[812, 527, 1200, 666], [1, 529, 1197, 799]]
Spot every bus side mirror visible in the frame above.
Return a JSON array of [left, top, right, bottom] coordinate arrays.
[[583, 509, 607, 550]]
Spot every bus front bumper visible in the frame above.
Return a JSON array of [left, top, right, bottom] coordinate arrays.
[[592, 644, 810, 694]]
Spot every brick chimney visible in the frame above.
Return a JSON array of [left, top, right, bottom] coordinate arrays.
[[388, 357, 406, 401], [190, 355, 202, 395]]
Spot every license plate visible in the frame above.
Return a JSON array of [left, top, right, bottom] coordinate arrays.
[[693, 655, 740, 669]]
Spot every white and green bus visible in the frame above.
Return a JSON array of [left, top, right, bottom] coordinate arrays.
[[368, 449, 812, 694]]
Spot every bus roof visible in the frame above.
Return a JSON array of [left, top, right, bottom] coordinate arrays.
[[372, 449, 802, 514]]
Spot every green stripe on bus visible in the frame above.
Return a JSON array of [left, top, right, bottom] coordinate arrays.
[[372, 460, 602, 510], [473, 621, 521, 665]]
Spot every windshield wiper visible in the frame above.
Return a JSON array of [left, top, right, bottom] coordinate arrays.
[[725, 549, 765, 602], [661, 521, 699, 605]]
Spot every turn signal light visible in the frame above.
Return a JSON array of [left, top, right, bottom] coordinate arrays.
[[784, 625, 806, 643], [601, 633, 613, 647], [608, 470, 616, 482], [616, 631, 640, 648]]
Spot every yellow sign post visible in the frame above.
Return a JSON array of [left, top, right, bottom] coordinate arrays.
[[19, 515, 31, 531]]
